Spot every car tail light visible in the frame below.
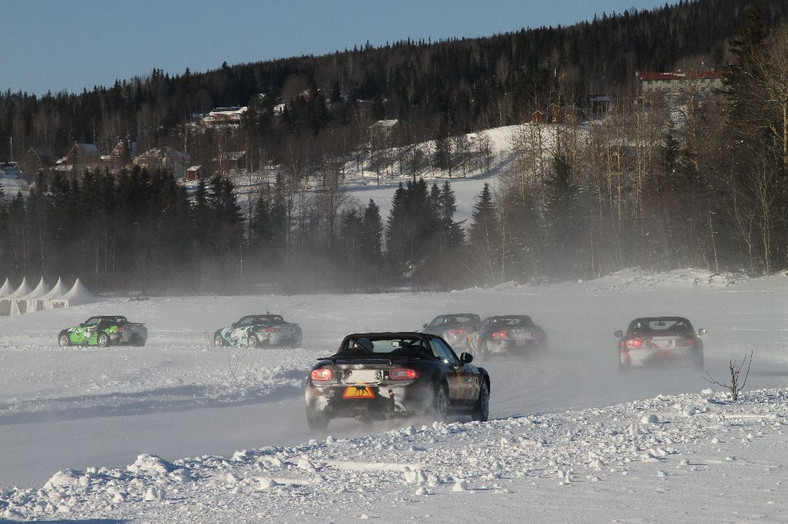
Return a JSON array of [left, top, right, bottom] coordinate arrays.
[[491, 331, 507, 339], [310, 368, 333, 381], [625, 338, 643, 349], [450, 328, 466, 335], [389, 368, 418, 380], [264, 327, 279, 333], [117, 325, 128, 332]]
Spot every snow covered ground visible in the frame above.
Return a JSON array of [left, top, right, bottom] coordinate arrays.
[[1, 268, 788, 521]]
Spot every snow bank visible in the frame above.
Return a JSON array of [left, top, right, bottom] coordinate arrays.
[[1, 388, 786, 522]]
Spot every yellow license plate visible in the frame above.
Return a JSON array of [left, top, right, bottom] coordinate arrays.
[[342, 385, 375, 399]]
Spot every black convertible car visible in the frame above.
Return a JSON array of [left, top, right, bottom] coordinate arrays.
[[304, 332, 490, 430], [469, 315, 547, 360], [421, 313, 481, 350]]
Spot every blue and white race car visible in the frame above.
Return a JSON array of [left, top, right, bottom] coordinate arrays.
[[214, 314, 303, 348]]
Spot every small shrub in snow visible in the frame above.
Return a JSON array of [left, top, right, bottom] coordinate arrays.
[[704, 350, 753, 401]]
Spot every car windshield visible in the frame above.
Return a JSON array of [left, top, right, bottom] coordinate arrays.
[[447, 315, 477, 324], [493, 316, 532, 327], [340, 336, 430, 357], [630, 318, 694, 334], [256, 315, 283, 324], [240, 315, 284, 325]]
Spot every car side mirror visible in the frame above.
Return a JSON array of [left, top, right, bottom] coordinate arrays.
[[232, 322, 238, 328], [698, 328, 707, 336], [614, 330, 623, 338], [460, 352, 473, 364]]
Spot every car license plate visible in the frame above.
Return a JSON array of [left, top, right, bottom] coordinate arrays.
[[343, 386, 375, 399], [342, 369, 382, 384], [512, 330, 531, 342]]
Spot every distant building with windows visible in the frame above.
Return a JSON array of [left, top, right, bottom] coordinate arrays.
[[640, 70, 724, 97]]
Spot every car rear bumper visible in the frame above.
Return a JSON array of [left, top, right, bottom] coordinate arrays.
[[305, 381, 432, 420], [621, 348, 702, 367], [486, 338, 540, 354]]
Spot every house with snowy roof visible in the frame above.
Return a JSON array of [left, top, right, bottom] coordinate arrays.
[[58, 142, 102, 173]]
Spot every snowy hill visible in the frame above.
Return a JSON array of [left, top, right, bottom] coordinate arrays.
[[231, 123, 545, 227], [1, 268, 787, 521]]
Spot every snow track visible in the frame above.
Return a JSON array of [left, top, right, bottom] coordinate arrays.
[[1, 269, 788, 520]]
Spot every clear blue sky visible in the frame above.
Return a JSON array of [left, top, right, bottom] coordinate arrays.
[[2, 0, 679, 96]]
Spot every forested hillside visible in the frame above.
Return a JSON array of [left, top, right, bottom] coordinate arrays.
[[2, 0, 786, 164], [1, 0, 787, 294]]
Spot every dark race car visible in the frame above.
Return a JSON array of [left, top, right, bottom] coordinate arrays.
[[58, 316, 148, 347], [421, 313, 481, 351], [469, 315, 547, 360], [304, 332, 490, 430], [615, 316, 706, 370], [214, 314, 302, 348]]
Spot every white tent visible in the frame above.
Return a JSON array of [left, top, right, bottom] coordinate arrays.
[[17, 277, 53, 314], [1, 278, 32, 315], [44, 277, 70, 309], [6, 278, 32, 298], [41, 277, 67, 307], [0, 278, 12, 297], [52, 278, 99, 308]]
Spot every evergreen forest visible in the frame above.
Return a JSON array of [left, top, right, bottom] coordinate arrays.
[[1, 0, 788, 294]]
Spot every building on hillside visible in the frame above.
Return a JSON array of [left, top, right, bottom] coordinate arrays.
[[106, 138, 138, 172], [58, 143, 101, 173], [134, 146, 187, 177], [587, 95, 613, 119], [202, 106, 248, 127], [640, 70, 724, 105], [186, 165, 202, 181], [21, 148, 56, 177], [531, 105, 585, 124]]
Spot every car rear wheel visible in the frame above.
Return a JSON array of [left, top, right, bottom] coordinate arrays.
[[472, 381, 490, 422], [306, 408, 330, 430], [58, 333, 70, 347], [97, 332, 110, 347], [432, 383, 450, 422]]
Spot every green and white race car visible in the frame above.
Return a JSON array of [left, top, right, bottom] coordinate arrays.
[[58, 316, 148, 347]]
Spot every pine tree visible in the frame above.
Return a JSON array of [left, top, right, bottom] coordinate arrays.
[[467, 183, 500, 283], [438, 181, 464, 248], [385, 180, 441, 282], [360, 199, 383, 265]]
